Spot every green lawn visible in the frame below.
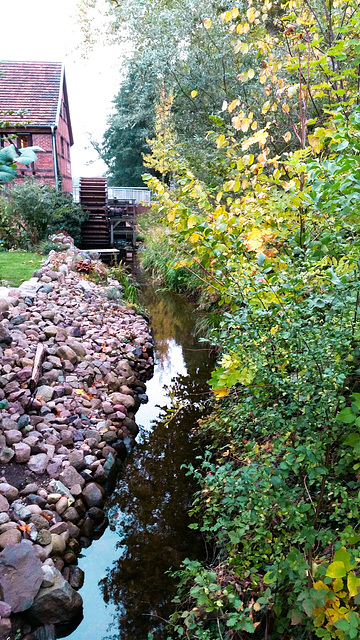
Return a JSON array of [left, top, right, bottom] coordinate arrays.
[[0, 251, 44, 287]]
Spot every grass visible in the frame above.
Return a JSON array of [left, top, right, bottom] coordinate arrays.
[[0, 251, 44, 287]]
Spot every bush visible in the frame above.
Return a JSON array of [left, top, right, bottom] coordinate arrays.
[[0, 179, 87, 249]]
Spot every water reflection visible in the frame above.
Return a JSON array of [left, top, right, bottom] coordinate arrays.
[[65, 286, 215, 640]]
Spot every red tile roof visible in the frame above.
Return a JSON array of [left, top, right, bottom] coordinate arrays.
[[0, 61, 63, 126]]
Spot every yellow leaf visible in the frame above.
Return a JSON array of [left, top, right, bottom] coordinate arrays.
[[228, 99, 240, 113], [167, 211, 176, 222], [216, 191, 223, 202], [189, 233, 200, 244], [204, 17, 212, 29], [241, 179, 249, 189], [214, 387, 230, 398], [251, 121, 258, 130], [259, 73, 267, 84], [348, 571, 360, 598], [241, 118, 251, 132], [241, 42, 249, 54], [187, 215, 197, 229], [222, 10, 233, 22], [232, 7, 239, 18], [248, 68, 255, 79], [216, 134, 229, 148], [262, 100, 271, 114], [247, 7, 256, 22], [190, 90, 198, 98], [308, 134, 323, 154], [282, 103, 290, 114], [283, 131, 291, 142]]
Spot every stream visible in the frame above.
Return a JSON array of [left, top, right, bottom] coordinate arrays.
[[59, 283, 214, 640]]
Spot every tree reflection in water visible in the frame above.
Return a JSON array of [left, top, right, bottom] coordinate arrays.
[[99, 287, 215, 640]]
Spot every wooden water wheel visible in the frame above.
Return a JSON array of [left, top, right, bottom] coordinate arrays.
[[79, 177, 110, 249]]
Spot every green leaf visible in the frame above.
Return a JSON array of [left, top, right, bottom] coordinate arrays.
[[334, 547, 352, 572], [337, 407, 356, 424], [187, 215, 197, 229], [257, 252, 266, 267]]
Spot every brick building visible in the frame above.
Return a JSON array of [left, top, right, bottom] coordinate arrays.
[[0, 61, 74, 192]]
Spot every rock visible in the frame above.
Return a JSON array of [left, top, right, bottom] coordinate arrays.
[[37, 530, 52, 546], [56, 496, 69, 515], [0, 600, 11, 617], [68, 449, 85, 471], [82, 482, 105, 508], [28, 453, 49, 474], [50, 533, 66, 555], [36, 385, 55, 402], [29, 566, 83, 623], [41, 564, 57, 588], [0, 541, 43, 611], [0, 617, 11, 636], [0, 495, 9, 513], [0, 298, 9, 313], [67, 340, 86, 358], [0, 483, 18, 502], [14, 442, 31, 463], [68, 565, 84, 590], [56, 345, 78, 364], [59, 466, 85, 490], [109, 392, 135, 409], [0, 447, 14, 464], [0, 326, 12, 345], [0, 528, 21, 549]]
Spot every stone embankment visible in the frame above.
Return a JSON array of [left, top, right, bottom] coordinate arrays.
[[0, 236, 153, 637]]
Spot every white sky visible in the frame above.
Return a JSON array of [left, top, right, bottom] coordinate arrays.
[[0, 0, 127, 179]]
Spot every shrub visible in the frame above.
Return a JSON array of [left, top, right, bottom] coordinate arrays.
[[0, 179, 87, 249]]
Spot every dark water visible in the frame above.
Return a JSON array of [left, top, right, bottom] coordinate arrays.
[[63, 285, 215, 640]]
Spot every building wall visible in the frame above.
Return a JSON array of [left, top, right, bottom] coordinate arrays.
[[55, 92, 73, 193]]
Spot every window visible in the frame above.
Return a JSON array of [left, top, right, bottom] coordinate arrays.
[[60, 136, 64, 157], [66, 142, 70, 160], [18, 134, 30, 149]]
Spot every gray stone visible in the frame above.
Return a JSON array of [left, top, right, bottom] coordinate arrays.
[[0, 298, 9, 313], [0, 600, 11, 617], [28, 453, 49, 474], [67, 340, 86, 358], [59, 466, 85, 490], [0, 448, 15, 464], [56, 496, 69, 515], [82, 482, 105, 508], [0, 496, 9, 513], [14, 441, 31, 463], [50, 533, 66, 555], [36, 385, 55, 402], [5, 429, 22, 445], [68, 449, 85, 471], [109, 392, 135, 409], [0, 529, 14, 546], [0, 326, 12, 345], [56, 345, 78, 364], [0, 540, 43, 612], [37, 529, 52, 546], [0, 483, 18, 502], [29, 566, 82, 623]]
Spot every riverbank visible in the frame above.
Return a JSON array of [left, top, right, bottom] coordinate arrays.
[[0, 237, 153, 638]]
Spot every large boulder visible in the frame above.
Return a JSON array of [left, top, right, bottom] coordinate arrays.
[[0, 541, 43, 612], [29, 566, 82, 623]]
